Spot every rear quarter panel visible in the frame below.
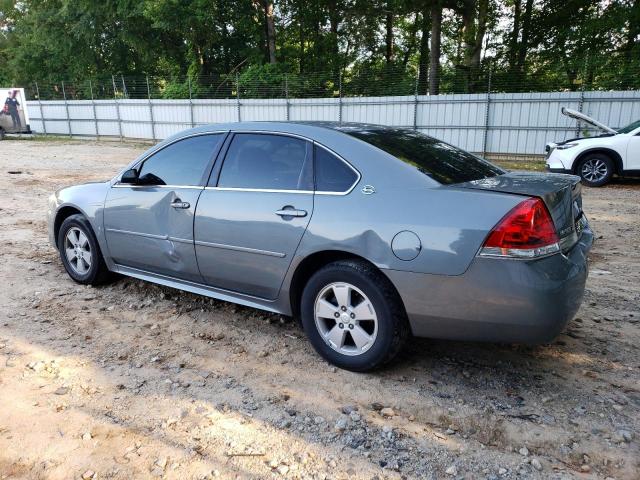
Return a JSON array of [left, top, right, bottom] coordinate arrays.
[[297, 186, 525, 276]]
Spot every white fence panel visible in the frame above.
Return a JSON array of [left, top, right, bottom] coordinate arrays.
[[26, 90, 640, 156], [289, 98, 339, 121], [192, 99, 238, 124]]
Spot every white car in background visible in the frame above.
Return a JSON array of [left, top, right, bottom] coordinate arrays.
[[545, 108, 640, 186]]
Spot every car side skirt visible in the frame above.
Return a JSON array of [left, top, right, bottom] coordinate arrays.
[[113, 264, 289, 315]]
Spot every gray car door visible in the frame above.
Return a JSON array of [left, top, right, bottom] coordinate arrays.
[[194, 132, 314, 299], [103, 134, 224, 282]]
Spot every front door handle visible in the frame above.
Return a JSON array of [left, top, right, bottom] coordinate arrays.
[[171, 200, 190, 209], [275, 207, 307, 218]]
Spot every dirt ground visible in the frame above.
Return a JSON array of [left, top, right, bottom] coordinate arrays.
[[0, 139, 638, 480]]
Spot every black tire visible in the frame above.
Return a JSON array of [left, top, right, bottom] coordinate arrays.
[[57, 214, 111, 285], [576, 153, 614, 187], [0, 128, 5, 141], [300, 259, 410, 372]]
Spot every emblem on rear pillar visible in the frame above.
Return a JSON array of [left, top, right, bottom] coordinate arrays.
[[361, 185, 376, 195]]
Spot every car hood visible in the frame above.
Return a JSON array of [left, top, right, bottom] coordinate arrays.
[[457, 172, 584, 248], [561, 107, 617, 134]]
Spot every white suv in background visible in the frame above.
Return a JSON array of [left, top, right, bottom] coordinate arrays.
[[545, 108, 640, 186]]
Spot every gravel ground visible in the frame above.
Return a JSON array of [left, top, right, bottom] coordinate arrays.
[[0, 139, 638, 480]]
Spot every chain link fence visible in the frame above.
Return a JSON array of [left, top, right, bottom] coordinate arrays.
[[23, 57, 640, 101], [22, 63, 640, 159]]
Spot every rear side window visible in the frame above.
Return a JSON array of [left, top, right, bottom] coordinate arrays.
[[137, 134, 222, 186], [345, 128, 504, 185], [314, 145, 358, 192], [217, 133, 313, 190]]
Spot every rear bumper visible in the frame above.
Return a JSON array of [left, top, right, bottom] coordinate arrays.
[[384, 228, 593, 344]]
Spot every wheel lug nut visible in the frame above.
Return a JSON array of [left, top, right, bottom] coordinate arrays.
[[334, 312, 340, 318], [338, 323, 344, 329], [350, 313, 355, 319], [341, 306, 347, 311], [349, 324, 354, 329]]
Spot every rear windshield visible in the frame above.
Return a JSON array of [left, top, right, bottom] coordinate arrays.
[[345, 128, 504, 185]]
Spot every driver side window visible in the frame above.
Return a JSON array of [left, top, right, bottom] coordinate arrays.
[[136, 134, 222, 186]]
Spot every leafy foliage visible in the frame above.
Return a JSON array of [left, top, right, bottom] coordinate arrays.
[[1, 0, 639, 97]]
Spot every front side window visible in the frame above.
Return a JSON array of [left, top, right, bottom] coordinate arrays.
[[345, 128, 504, 185], [136, 134, 222, 186], [314, 145, 358, 192], [217, 133, 313, 190]]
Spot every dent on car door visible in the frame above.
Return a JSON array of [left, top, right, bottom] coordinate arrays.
[[194, 133, 314, 299], [103, 133, 223, 282]]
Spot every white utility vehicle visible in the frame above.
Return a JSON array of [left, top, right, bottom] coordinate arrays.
[[545, 107, 640, 186]]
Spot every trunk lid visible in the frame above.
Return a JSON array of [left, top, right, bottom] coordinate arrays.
[[457, 172, 585, 251]]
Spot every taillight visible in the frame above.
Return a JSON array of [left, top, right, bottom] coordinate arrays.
[[479, 198, 560, 259]]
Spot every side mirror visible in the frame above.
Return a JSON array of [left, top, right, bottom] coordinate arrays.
[[120, 168, 139, 184]]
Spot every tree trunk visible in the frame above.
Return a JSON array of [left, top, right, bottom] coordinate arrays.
[[625, 0, 640, 65], [516, 0, 533, 74], [402, 12, 420, 68], [327, 0, 341, 81], [509, 0, 521, 73], [385, 8, 394, 64], [429, 2, 442, 95], [418, 11, 430, 95], [264, 0, 277, 64]]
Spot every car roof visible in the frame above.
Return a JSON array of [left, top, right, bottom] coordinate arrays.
[[177, 121, 405, 139]]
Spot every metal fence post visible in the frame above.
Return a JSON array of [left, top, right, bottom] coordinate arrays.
[[576, 87, 585, 137], [61, 81, 72, 137], [285, 74, 290, 121], [338, 71, 343, 124], [188, 76, 195, 127], [482, 67, 492, 157], [89, 80, 99, 138], [112, 75, 123, 141], [147, 76, 156, 141], [35, 82, 47, 136], [413, 71, 419, 131], [236, 73, 241, 122], [121, 74, 128, 99]]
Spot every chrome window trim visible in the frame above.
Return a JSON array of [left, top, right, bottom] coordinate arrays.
[[110, 129, 361, 196], [112, 184, 204, 190], [112, 130, 228, 186], [313, 142, 361, 196], [204, 186, 313, 195], [211, 130, 361, 196], [227, 129, 312, 142]]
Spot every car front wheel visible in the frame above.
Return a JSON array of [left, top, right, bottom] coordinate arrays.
[[57, 214, 111, 285], [577, 153, 614, 187], [300, 259, 409, 372]]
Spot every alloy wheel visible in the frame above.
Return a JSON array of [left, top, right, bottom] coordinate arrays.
[[64, 227, 92, 275], [313, 282, 378, 356], [581, 158, 608, 182]]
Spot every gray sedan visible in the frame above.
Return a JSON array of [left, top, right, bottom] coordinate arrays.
[[47, 122, 593, 371]]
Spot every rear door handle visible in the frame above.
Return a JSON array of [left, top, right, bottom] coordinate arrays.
[[275, 208, 307, 218], [171, 200, 190, 209]]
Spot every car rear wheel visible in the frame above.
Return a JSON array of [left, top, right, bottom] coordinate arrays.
[[577, 153, 614, 187], [57, 214, 111, 285], [300, 259, 409, 372]]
